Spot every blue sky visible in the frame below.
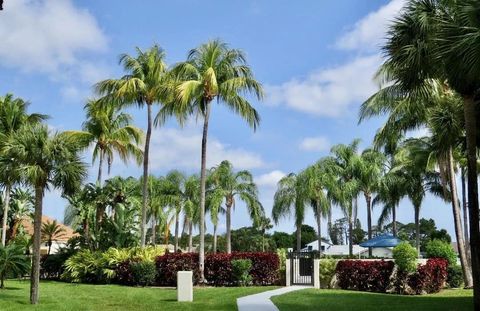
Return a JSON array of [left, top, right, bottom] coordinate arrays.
[[0, 0, 454, 240]]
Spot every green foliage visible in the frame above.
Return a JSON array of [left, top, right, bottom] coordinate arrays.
[[130, 261, 157, 286], [425, 240, 457, 266], [231, 259, 252, 287], [272, 232, 294, 249], [447, 265, 463, 288], [393, 242, 418, 273], [230, 227, 275, 252], [320, 258, 337, 289], [0, 243, 30, 288], [397, 219, 451, 252]]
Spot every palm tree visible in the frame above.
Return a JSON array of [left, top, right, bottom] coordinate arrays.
[[209, 160, 263, 253], [3, 124, 86, 304], [256, 216, 273, 252], [158, 40, 263, 280], [354, 149, 385, 256], [183, 175, 200, 252], [41, 220, 66, 256], [0, 243, 30, 289], [302, 162, 331, 256], [66, 99, 143, 184], [164, 170, 185, 252], [205, 173, 224, 253], [0, 94, 47, 246], [96, 45, 169, 247], [272, 173, 308, 251]]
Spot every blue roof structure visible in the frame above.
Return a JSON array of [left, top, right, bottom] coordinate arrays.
[[359, 234, 401, 248]]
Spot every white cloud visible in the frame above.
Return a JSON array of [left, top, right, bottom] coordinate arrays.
[[266, 55, 381, 117], [255, 170, 286, 188], [335, 0, 405, 52], [0, 0, 107, 73], [148, 127, 264, 171], [299, 136, 330, 152]]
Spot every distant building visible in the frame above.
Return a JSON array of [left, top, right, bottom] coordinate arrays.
[[302, 240, 394, 258]]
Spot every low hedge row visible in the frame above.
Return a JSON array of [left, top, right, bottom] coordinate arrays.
[[155, 252, 279, 286], [408, 258, 448, 294]]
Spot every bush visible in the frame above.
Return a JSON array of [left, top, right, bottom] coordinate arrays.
[[408, 258, 448, 294], [447, 264, 463, 288], [276, 249, 287, 285], [320, 258, 337, 289], [61, 249, 115, 284], [131, 261, 157, 286], [115, 260, 136, 285], [393, 242, 418, 273], [231, 259, 252, 286], [40, 252, 71, 280], [0, 243, 30, 288], [155, 252, 200, 286], [425, 240, 457, 266], [335, 260, 395, 293]]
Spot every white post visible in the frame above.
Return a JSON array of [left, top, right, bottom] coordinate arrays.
[[313, 259, 320, 289], [177, 271, 193, 302], [286, 258, 291, 286]]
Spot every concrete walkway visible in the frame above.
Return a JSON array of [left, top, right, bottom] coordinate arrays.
[[237, 286, 311, 311]]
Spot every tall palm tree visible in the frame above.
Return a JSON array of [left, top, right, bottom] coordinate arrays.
[[67, 100, 143, 184], [302, 162, 331, 256], [3, 124, 86, 304], [377, 1, 480, 303], [256, 216, 273, 252], [41, 220, 66, 256], [0, 94, 47, 246], [8, 188, 34, 241], [209, 160, 262, 253], [205, 173, 224, 254], [96, 45, 169, 247], [164, 170, 185, 252], [272, 173, 308, 251], [354, 149, 385, 256], [183, 175, 200, 252], [325, 140, 360, 256], [158, 40, 263, 280]]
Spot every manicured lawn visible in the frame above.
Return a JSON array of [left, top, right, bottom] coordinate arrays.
[[0, 280, 277, 311], [272, 288, 473, 311]]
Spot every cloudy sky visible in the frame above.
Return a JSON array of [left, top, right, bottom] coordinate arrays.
[[0, 0, 454, 240]]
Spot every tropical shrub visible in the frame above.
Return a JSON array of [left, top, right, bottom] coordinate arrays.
[[61, 250, 115, 283], [231, 259, 252, 286], [447, 264, 463, 288], [155, 253, 200, 286], [335, 260, 395, 293], [393, 242, 418, 273], [320, 258, 337, 289], [425, 240, 457, 266], [408, 258, 448, 294], [130, 261, 157, 286], [0, 243, 30, 289], [115, 260, 136, 285], [276, 248, 287, 285], [40, 252, 71, 280]]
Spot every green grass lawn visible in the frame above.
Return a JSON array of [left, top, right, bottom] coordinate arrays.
[[0, 280, 277, 311], [272, 288, 473, 311]]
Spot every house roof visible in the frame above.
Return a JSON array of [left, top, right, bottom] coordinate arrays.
[[20, 215, 78, 242], [324, 244, 366, 256]]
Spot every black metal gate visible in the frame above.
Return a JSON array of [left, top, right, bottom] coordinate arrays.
[[288, 251, 315, 285]]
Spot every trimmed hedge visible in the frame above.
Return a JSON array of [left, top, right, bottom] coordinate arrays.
[[155, 252, 279, 286], [408, 258, 448, 294], [336, 260, 395, 293]]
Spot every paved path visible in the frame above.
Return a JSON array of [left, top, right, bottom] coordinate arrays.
[[237, 286, 311, 311]]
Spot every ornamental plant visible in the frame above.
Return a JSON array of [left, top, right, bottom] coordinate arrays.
[[231, 259, 252, 286], [425, 240, 457, 266], [393, 242, 418, 273], [320, 258, 337, 289]]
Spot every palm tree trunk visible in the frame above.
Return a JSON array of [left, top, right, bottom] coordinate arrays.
[[151, 219, 156, 245], [414, 205, 420, 255], [327, 209, 332, 238], [353, 196, 358, 226], [140, 103, 153, 247], [262, 232, 265, 252], [174, 210, 179, 252], [83, 218, 90, 247], [296, 223, 302, 251], [392, 204, 397, 237], [1, 184, 11, 246], [463, 95, 480, 301], [461, 168, 471, 261], [447, 148, 473, 287], [365, 193, 372, 257], [30, 185, 44, 305], [188, 222, 193, 252], [198, 100, 211, 283], [213, 223, 217, 254], [47, 242, 52, 256], [226, 203, 232, 254], [316, 206, 322, 257], [97, 151, 104, 185], [348, 213, 353, 257]]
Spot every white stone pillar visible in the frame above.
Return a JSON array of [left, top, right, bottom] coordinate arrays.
[[177, 271, 193, 302], [313, 259, 320, 289], [285, 258, 291, 286]]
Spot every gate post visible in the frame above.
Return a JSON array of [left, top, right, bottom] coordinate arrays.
[[313, 258, 320, 289], [286, 258, 291, 286]]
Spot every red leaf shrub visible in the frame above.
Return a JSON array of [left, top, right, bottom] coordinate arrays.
[[155, 252, 279, 286], [408, 258, 448, 294], [115, 260, 136, 285], [155, 252, 200, 286], [336, 260, 395, 293]]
